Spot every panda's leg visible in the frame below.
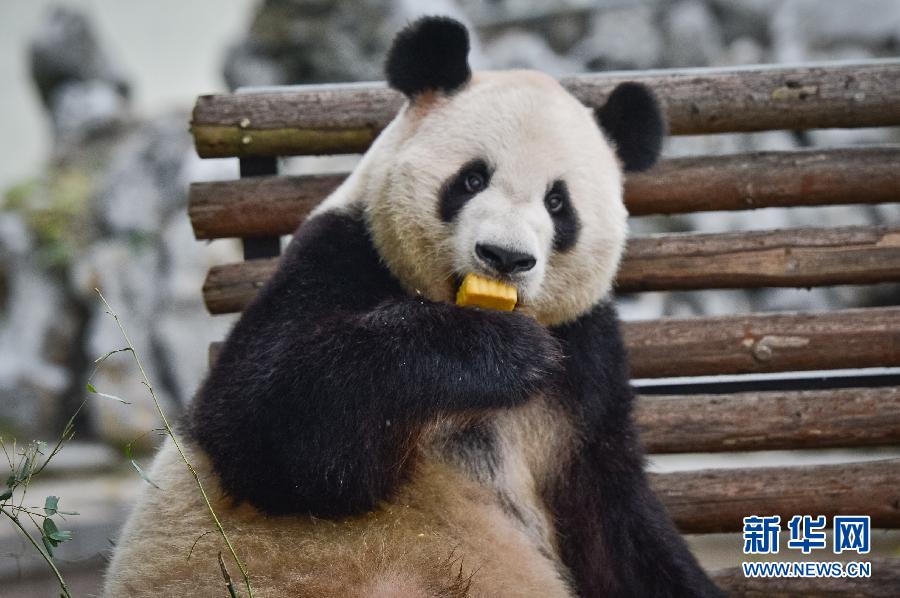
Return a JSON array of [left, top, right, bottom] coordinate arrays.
[[549, 430, 725, 597], [546, 303, 724, 597]]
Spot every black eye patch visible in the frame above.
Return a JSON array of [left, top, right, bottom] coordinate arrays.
[[439, 159, 491, 223], [546, 180, 579, 252]]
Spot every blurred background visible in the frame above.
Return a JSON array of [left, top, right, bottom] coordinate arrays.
[[1, 0, 898, 595]]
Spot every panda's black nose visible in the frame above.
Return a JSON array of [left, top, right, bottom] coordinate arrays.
[[475, 243, 536, 275]]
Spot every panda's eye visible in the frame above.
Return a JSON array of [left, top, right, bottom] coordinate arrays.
[[439, 159, 492, 223], [545, 192, 565, 214], [464, 171, 486, 194], [546, 180, 579, 251]]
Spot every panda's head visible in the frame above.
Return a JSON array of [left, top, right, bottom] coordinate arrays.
[[360, 17, 664, 326]]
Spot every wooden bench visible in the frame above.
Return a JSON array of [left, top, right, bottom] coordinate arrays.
[[188, 60, 900, 596]]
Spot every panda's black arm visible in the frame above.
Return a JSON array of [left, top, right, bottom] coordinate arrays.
[[190, 211, 560, 516], [547, 303, 724, 598]]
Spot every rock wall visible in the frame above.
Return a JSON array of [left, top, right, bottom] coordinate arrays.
[[1, 8, 237, 442], [2, 1, 898, 441]]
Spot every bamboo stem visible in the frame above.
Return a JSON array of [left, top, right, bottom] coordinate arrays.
[[96, 290, 254, 597]]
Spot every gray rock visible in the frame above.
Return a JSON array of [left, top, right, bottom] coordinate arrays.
[[719, 36, 768, 66], [155, 216, 237, 402], [664, 130, 796, 160], [534, 12, 593, 54], [708, 0, 781, 44], [76, 240, 178, 444], [29, 6, 131, 136], [94, 114, 193, 235], [49, 80, 130, 143], [663, 0, 724, 67], [456, 0, 596, 53], [223, 0, 394, 88], [224, 0, 480, 89], [222, 43, 287, 89], [482, 30, 583, 75], [772, 0, 900, 63], [2, 7, 249, 445], [0, 214, 70, 436], [571, 5, 665, 70]]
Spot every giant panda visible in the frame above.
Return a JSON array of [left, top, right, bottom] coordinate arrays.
[[105, 16, 723, 598]]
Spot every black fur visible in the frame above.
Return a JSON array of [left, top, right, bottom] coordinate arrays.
[[439, 158, 492, 223], [546, 180, 580, 251], [189, 209, 561, 516], [546, 304, 724, 597], [443, 419, 501, 480], [385, 16, 471, 98], [596, 82, 665, 172]]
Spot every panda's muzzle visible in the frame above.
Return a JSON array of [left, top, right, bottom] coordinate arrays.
[[475, 243, 536, 276]]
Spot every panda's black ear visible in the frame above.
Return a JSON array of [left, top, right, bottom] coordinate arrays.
[[596, 82, 665, 172], [385, 16, 471, 98]]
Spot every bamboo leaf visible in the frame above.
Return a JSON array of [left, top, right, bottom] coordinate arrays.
[[42, 517, 72, 543], [130, 459, 160, 489], [44, 495, 59, 515], [85, 384, 130, 404]]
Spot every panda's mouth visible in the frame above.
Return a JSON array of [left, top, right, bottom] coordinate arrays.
[[451, 273, 464, 294]]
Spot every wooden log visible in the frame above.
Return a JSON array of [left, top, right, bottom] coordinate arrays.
[[203, 257, 276, 315], [617, 225, 900, 292], [200, 226, 900, 313], [710, 557, 900, 597], [191, 60, 900, 157], [624, 307, 900, 378], [208, 306, 900, 378], [651, 459, 900, 534], [190, 172, 343, 240], [624, 145, 900, 216], [187, 146, 900, 239], [635, 387, 900, 453]]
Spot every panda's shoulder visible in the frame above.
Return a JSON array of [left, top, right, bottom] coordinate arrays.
[[258, 206, 403, 310], [274, 207, 377, 277], [285, 206, 371, 264]]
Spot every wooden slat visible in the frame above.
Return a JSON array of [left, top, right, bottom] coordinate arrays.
[[188, 146, 900, 239], [624, 307, 900, 378], [651, 459, 900, 534], [711, 557, 900, 597], [625, 145, 900, 216], [204, 257, 275, 314], [200, 226, 900, 313], [636, 387, 900, 453], [190, 172, 343, 240], [208, 307, 900, 378], [618, 226, 900, 292], [191, 60, 900, 157]]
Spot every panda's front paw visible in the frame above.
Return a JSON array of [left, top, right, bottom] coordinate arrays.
[[487, 311, 563, 403]]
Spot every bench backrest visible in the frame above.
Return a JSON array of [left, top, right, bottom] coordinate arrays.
[[188, 60, 900, 595]]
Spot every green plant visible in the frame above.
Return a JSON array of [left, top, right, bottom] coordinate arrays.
[[2, 291, 255, 597], [1, 407, 82, 598], [94, 290, 254, 597]]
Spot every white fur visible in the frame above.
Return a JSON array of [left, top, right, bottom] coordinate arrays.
[[105, 439, 574, 597], [361, 70, 628, 325]]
